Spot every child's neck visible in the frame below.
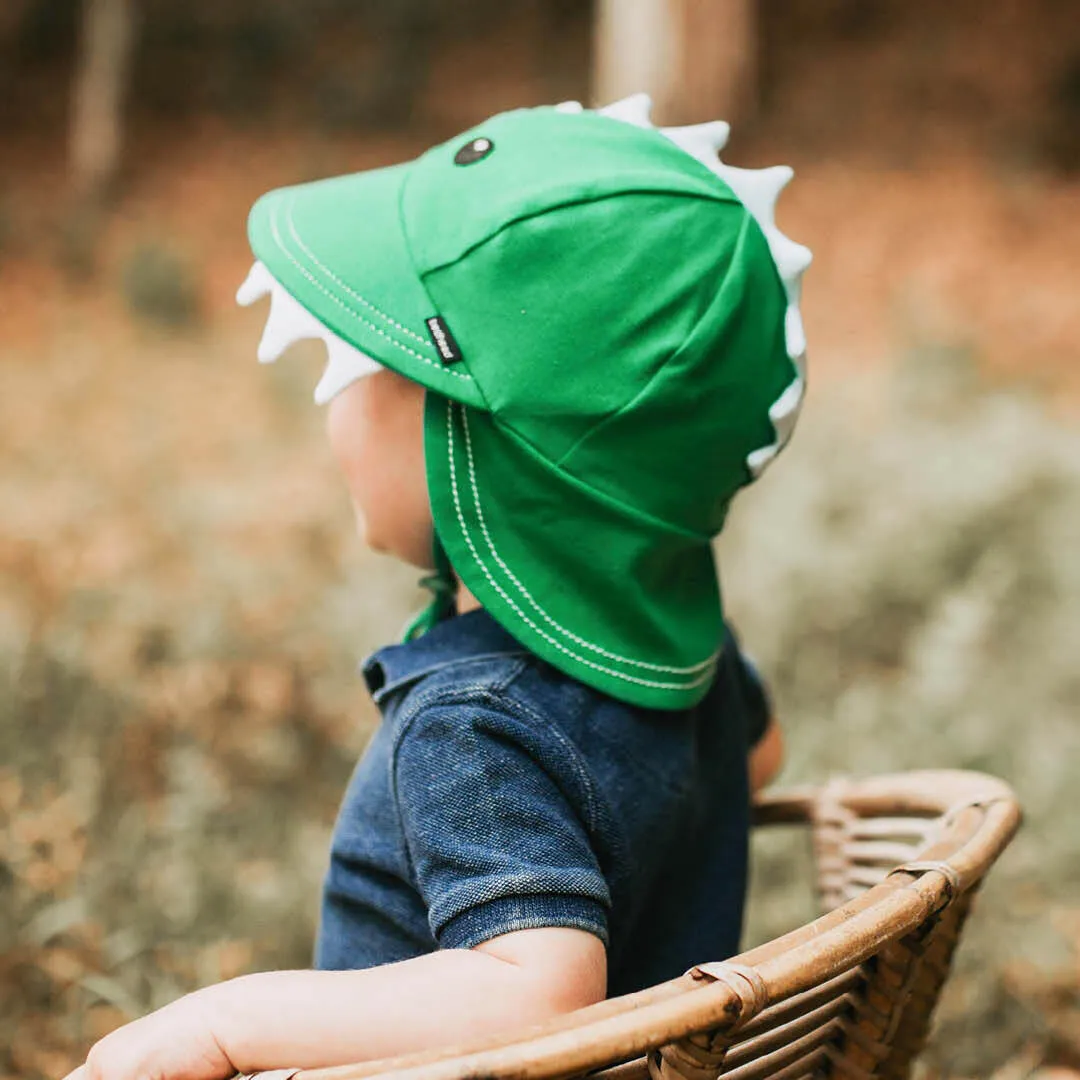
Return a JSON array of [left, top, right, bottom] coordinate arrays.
[[456, 580, 482, 615]]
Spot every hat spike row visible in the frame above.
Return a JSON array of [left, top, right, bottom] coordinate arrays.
[[656, 125, 811, 368], [236, 260, 274, 306], [317, 335, 382, 404], [661, 120, 732, 162], [597, 94, 812, 477], [595, 94, 811, 372], [597, 92, 655, 128], [237, 260, 382, 402]]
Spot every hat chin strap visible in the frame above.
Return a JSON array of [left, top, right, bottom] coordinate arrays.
[[402, 531, 459, 640], [237, 260, 383, 404]]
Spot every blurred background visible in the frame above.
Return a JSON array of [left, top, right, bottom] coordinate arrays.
[[1, 1, 1079, 1077]]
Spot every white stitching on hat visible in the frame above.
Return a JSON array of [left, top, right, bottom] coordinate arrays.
[[461, 408, 718, 676], [268, 204, 474, 381], [449, 406, 715, 691], [447, 402, 716, 691], [284, 199, 435, 349]]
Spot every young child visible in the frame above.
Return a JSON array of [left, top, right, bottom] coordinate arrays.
[[65, 94, 807, 1080]]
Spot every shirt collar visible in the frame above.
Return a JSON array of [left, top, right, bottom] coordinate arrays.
[[362, 609, 527, 703]]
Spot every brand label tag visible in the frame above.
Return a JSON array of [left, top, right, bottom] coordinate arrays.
[[425, 316, 463, 365]]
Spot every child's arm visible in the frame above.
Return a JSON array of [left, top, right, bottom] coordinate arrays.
[[65, 926, 606, 1080]]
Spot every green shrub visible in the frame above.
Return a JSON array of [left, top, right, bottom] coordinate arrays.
[[121, 243, 201, 328]]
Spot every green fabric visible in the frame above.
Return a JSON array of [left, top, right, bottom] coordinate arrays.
[[248, 105, 797, 709], [247, 163, 486, 409], [401, 537, 457, 641]]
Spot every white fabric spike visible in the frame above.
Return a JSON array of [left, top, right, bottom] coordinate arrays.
[[236, 260, 274, 306], [746, 375, 806, 478], [239, 263, 383, 401], [598, 93, 653, 128], [785, 305, 807, 361], [711, 164, 792, 231], [314, 334, 383, 405], [256, 280, 327, 364], [554, 100, 584, 114], [660, 121, 731, 164], [772, 235, 813, 283]]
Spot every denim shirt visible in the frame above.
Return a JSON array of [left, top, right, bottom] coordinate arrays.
[[316, 609, 768, 996]]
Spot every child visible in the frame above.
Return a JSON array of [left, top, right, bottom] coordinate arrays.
[[65, 94, 807, 1080]]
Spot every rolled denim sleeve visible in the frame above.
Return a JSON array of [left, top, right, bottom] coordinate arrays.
[[391, 696, 611, 950]]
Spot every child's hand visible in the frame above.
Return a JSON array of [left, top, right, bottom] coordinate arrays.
[[62, 989, 236, 1080]]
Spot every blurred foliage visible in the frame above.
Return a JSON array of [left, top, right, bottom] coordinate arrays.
[[0, 0, 592, 135], [8, 1, 1080, 169], [1043, 52, 1080, 171], [120, 242, 201, 327], [0, 196, 10, 261]]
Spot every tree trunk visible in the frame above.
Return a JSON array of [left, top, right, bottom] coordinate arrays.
[[69, 0, 135, 204], [592, 0, 756, 125]]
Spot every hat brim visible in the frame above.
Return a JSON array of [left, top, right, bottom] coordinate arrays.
[[426, 397, 723, 710], [248, 165, 486, 409]]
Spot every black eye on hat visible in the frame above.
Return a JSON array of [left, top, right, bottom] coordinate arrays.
[[454, 137, 494, 165]]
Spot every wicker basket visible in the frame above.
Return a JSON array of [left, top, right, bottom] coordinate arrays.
[[251, 769, 1021, 1080]]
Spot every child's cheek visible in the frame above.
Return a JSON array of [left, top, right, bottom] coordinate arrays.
[[326, 387, 375, 519]]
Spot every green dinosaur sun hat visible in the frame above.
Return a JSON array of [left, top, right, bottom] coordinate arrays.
[[238, 96, 811, 710]]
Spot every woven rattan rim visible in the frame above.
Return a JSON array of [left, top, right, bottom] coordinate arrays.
[[258, 769, 1021, 1080]]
